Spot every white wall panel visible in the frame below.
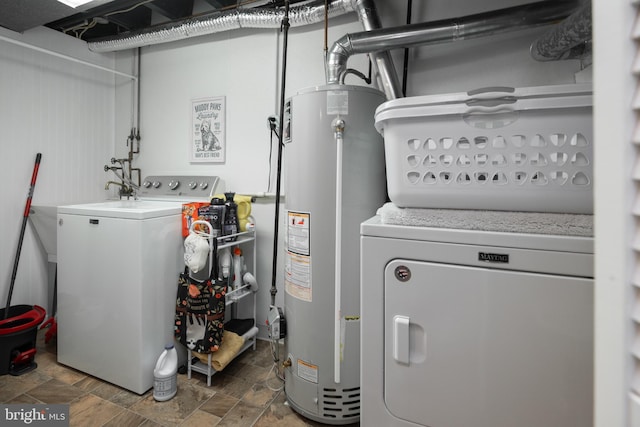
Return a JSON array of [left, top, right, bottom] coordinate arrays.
[[0, 27, 116, 311]]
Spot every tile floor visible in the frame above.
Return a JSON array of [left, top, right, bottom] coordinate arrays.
[[0, 329, 355, 427]]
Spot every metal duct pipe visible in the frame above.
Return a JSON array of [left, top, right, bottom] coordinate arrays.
[[530, 1, 591, 62], [88, 0, 356, 52], [327, 0, 581, 99], [347, 0, 403, 102]]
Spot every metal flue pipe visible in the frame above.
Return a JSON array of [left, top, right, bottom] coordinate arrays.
[[347, 0, 403, 101], [327, 0, 582, 99]]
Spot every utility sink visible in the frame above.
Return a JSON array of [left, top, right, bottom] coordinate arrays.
[[71, 199, 178, 210], [57, 199, 184, 220], [29, 205, 58, 262]]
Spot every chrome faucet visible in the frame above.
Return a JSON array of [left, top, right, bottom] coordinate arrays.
[[105, 162, 139, 199], [105, 180, 123, 190], [112, 160, 139, 187], [104, 129, 142, 199], [104, 179, 136, 199]]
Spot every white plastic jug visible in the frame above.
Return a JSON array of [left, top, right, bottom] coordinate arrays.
[[153, 344, 178, 401]]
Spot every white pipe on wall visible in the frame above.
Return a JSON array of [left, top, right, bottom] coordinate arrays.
[[0, 34, 137, 80], [332, 117, 346, 384]]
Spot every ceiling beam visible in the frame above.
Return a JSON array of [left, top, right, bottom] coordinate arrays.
[[106, 5, 152, 30], [145, 0, 194, 20], [203, 0, 238, 9]]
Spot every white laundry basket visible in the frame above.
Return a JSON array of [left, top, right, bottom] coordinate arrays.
[[374, 84, 593, 214]]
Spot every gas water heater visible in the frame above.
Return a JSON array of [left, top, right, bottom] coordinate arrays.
[[283, 84, 387, 424]]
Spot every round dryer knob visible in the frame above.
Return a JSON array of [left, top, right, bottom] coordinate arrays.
[[142, 180, 152, 188], [199, 182, 209, 190], [152, 181, 161, 188], [188, 181, 197, 190], [168, 180, 180, 190]]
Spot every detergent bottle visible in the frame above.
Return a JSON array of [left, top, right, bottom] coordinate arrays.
[[153, 344, 178, 401], [223, 192, 238, 242], [209, 197, 226, 238], [234, 194, 252, 232]]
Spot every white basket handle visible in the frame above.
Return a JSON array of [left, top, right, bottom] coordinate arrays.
[[466, 87, 518, 110], [467, 86, 516, 98]]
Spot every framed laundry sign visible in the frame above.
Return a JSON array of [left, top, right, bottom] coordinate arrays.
[[190, 96, 226, 163]]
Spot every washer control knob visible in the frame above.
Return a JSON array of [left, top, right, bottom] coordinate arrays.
[[152, 181, 161, 188], [168, 180, 180, 190], [188, 181, 197, 190], [142, 180, 152, 188], [199, 181, 209, 190]]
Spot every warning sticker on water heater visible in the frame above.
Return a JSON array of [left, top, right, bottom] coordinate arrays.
[[285, 251, 312, 302], [286, 211, 311, 301], [297, 359, 319, 384], [287, 211, 310, 256], [298, 359, 318, 384]]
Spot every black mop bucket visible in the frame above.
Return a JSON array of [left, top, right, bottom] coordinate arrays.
[[0, 305, 45, 375]]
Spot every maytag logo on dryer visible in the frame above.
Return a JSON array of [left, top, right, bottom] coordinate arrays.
[[478, 252, 509, 263]]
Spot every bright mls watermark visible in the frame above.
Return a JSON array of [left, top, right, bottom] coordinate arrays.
[[1, 404, 69, 426]]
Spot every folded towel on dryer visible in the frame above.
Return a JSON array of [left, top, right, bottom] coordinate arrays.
[[377, 202, 593, 237]]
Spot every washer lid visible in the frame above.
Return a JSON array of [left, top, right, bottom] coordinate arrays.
[[58, 200, 182, 220]]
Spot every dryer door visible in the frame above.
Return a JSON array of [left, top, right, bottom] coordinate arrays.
[[384, 259, 593, 427]]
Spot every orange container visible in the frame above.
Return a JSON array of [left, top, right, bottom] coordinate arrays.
[[182, 202, 209, 237]]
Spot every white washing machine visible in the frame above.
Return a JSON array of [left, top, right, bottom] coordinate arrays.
[[360, 215, 594, 427], [57, 175, 223, 394]]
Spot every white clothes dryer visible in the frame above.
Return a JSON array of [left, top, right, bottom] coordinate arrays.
[[360, 215, 594, 427]]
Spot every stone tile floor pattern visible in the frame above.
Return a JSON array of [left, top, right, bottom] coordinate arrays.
[[0, 329, 358, 426]]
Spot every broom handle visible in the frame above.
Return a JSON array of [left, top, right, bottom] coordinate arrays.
[[4, 153, 42, 319]]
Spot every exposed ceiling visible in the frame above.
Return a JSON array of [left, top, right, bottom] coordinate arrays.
[[0, 0, 303, 43]]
